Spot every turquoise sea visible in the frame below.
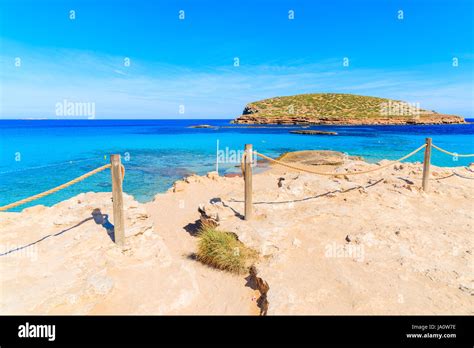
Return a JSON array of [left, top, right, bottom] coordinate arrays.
[[0, 119, 473, 211]]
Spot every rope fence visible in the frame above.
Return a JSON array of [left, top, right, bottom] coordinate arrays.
[[0, 164, 112, 212], [432, 144, 474, 158], [255, 144, 427, 176], [0, 157, 103, 176], [242, 138, 474, 220], [0, 140, 472, 227], [0, 155, 126, 247]]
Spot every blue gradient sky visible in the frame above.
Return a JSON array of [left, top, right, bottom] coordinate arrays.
[[0, 0, 473, 119]]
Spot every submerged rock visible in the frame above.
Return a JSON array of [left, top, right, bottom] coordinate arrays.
[[188, 124, 216, 129], [277, 150, 362, 166], [290, 130, 338, 135]]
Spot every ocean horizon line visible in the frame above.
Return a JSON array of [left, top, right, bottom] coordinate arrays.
[[1, 118, 473, 122]]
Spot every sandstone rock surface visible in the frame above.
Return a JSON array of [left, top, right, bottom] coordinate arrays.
[[1, 152, 472, 315]]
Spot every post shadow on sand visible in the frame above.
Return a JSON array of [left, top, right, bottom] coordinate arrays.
[[183, 180, 385, 237], [0, 208, 116, 257], [183, 179, 388, 241], [213, 197, 244, 220], [227, 178, 384, 206], [91, 208, 116, 242]]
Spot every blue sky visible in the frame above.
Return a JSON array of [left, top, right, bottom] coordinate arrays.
[[0, 0, 473, 119]]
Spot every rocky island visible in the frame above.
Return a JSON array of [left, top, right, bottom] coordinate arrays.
[[232, 93, 466, 125]]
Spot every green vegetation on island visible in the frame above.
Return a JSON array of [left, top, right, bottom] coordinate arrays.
[[233, 93, 465, 125]]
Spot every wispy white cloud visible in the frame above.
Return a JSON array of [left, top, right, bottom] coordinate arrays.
[[0, 42, 472, 119]]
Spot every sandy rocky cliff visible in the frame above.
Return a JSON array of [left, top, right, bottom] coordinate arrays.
[[234, 113, 465, 125], [198, 157, 474, 314], [0, 191, 258, 314], [1, 153, 473, 315]]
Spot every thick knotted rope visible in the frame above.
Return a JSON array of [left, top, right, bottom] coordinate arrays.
[[249, 144, 427, 176], [432, 144, 474, 158], [0, 163, 112, 212]]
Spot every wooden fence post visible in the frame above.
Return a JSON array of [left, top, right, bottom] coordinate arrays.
[[110, 154, 125, 246], [244, 144, 253, 220], [422, 138, 432, 192]]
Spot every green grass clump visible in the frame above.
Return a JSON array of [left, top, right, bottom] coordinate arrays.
[[196, 225, 258, 274]]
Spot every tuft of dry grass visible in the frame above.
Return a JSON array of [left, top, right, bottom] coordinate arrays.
[[196, 224, 258, 274]]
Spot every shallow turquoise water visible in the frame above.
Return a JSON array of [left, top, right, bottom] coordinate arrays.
[[0, 119, 473, 210]]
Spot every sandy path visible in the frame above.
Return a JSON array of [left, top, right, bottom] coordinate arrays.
[[0, 181, 259, 314], [144, 175, 260, 315], [1, 155, 472, 315]]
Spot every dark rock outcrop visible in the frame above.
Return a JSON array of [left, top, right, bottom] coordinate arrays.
[[290, 130, 338, 135]]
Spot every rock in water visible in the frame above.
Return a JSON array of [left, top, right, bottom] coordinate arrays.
[[188, 124, 216, 129], [290, 130, 338, 135], [277, 150, 362, 166]]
